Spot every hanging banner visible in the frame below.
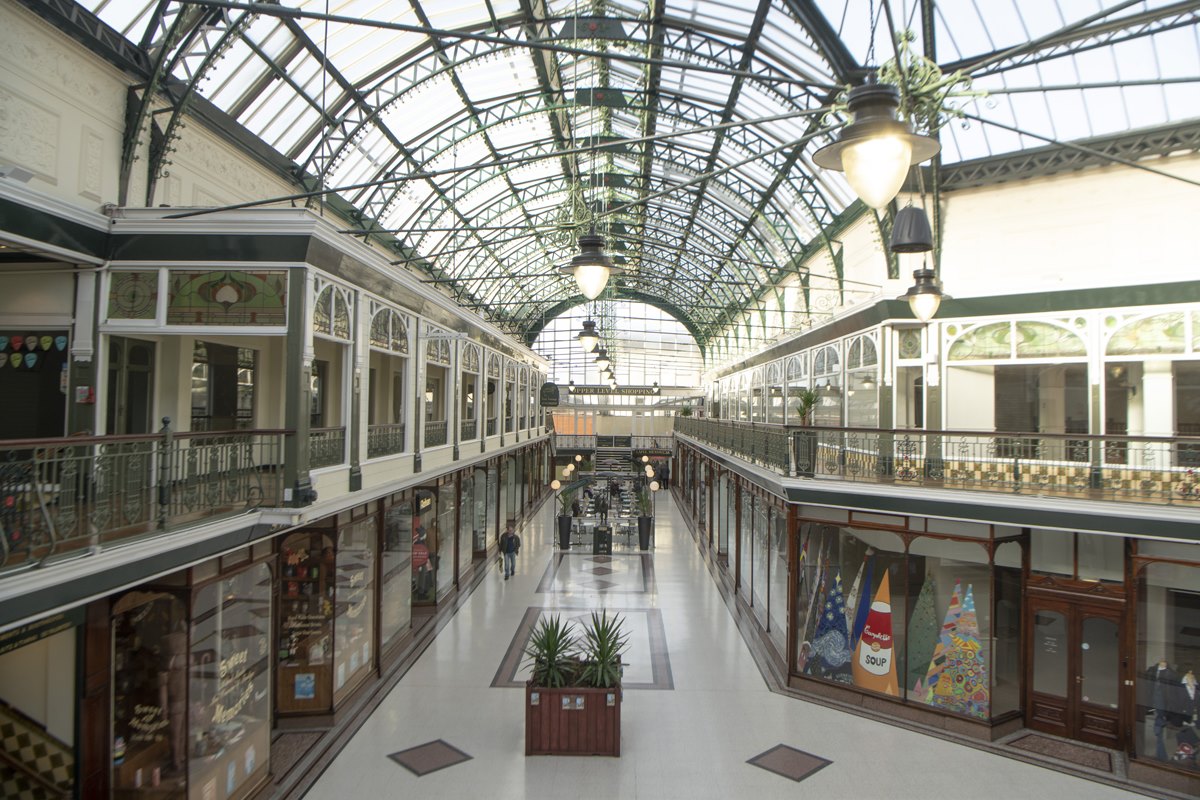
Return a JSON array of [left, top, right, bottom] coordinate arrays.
[[568, 385, 661, 396]]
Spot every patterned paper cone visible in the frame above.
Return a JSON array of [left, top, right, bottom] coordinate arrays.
[[906, 577, 939, 693], [922, 580, 963, 702], [852, 571, 899, 695]]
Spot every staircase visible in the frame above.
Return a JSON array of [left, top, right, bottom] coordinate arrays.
[[594, 447, 633, 476], [0, 701, 73, 799]]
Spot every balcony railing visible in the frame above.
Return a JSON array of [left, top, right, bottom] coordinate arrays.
[[424, 420, 448, 447], [554, 434, 596, 449], [487, 418, 497, 436], [367, 423, 405, 458], [309, 427, 346, 469], [460, 419, 477, 441], [0, 426, 286, 573], [675, 417, 1200, 506]]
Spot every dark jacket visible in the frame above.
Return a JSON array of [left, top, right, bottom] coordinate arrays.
[[500, 531, 520, 554]]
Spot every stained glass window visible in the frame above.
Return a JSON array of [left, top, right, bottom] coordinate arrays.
[[108, 271, 159, 320], [166, 270, 287, 326]]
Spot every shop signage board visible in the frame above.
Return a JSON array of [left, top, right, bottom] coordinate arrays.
[[539, 382, 560, 407], [0, 608, 83, 656]]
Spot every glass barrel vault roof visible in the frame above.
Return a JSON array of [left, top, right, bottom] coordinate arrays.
[[78, 0, 1200, 348]]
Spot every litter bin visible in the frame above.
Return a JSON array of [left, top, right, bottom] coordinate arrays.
[[592, 524, 612, 555]]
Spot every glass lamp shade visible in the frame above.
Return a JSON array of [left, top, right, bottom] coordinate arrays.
[[566, 463, 575, 473], [649, 480, 660, 491], [574, 263, 611, 300], [550, 479, 561, 490], [576, 319, 600, 353], [641, 455, 649, 463], [813, 83, 940, 210], [842, 136, 913, 210], [645, 466, 654, 477], [899, 268, 949, 323], [561, 467, 571, 477], [574, 454, 583, 462], [889, 206, 934, 253]]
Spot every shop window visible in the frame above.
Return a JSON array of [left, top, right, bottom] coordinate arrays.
[[767, 507, 788, 657], [0, 329, 69, 440], [188, 562, 271, 800], [906, 537, 992, 719], [1032, 529, 1124, 582], [1136, 560, 1200, 771], [993, 541, 1023, 717], [458, 473, 474, 577], [380, 496, 413, 649], [412, 490, 437, 603], [334, 518, 376, 701], [191, 342, 256, 431], [277, 532, 334, 714], [111, 592, 188, 796], [437, 482, 456, 596]]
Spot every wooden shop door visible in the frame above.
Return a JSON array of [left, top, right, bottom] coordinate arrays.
[[1027, 596, 1123, 748]]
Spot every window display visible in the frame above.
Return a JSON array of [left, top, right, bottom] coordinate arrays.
[[380, 495, 413, 649], [472, 467, 488, 554], [334, 517, 376, 700], [412, 490, 437, 603], [111, 592, 188, 798], [458, 472, 474, 576], [437, 482, 456, 595], [188, 562, 271, 800], [767, 508, 788, 658], [1136, 560, 1200, 771], [277, 532, 334, 713]]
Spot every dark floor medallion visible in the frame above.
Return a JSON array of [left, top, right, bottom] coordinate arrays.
[[747, 744, 832, 782], [387, 740, 473, 776]]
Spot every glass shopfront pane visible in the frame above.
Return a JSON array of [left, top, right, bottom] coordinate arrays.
[[1136, 560, 1200, 770], [1081, 616, 1120, 709], [188, 563, 271, 800], [278, 532, 334, 714], [717, 477, 731, 556], [739, 492, 753, 604], [458, 473, 473, 576], [752, 500, 770, 629], [798, 526, 905, 695], [794, 522, 838, 674], [768, 508, 789, 658], [473, 468, 488, 553], [1033, 610, 1069, 697], [412, 490, 437, 603], [905, 538, 992, 719], [437, 482, 456, 596], [334, 518, 376, 700], [993, 541, 1023, 717], [380, 498, 413, 648], [112, 593, 188, 798], [486, 466, 498, 548], [1078, 533, 1124, 582]]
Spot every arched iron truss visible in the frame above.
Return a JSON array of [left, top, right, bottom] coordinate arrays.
[[49, 0, 1196, 352]]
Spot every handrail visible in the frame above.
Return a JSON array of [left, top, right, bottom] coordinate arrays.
[[0, 424, 289, 575], [675, 417, 1200, 506]]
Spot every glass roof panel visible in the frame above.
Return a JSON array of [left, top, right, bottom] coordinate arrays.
[[68, 0, 1200, 349]]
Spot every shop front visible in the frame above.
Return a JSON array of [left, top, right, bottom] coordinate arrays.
[[107, 550, 273, 800]]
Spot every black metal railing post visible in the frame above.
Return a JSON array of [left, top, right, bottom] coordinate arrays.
[[156, 417, 172, 530]]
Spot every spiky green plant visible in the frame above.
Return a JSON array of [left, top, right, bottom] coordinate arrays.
[[523, 614, 579, 688], [577, 611, 629, 689]]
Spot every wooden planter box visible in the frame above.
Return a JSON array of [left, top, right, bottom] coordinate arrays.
[[525, 682, 621, 756]]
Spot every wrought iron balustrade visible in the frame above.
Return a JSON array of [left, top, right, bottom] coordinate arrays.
[[309, 427, 346, 468], [554, 434, 596, 449], [424, 420, 448, 447], [675, 417, 1200, 506], [487, 418, 497, 436], [0, 425, 287, 574], [367, 423, 406, 458], [460, 419, 477, 441]]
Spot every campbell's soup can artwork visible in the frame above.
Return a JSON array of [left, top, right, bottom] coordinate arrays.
[[852, 571, 899, 695]]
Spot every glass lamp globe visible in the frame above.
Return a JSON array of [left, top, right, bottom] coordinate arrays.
[[909, 292, 942, 323], [574, 454, 582, 462], [641, 455, 649, 463], [576, 320, 600, 353], [550, 479, 561, 490], [593, 347, 610, 372], [649, 480, 660, 492], [842, 135, 913, 210], [574, 263, 611, 300]]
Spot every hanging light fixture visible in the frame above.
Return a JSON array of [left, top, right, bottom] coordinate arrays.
[[889, 205, 948, 323], [551, 479, 561, 490], [576, 319, 600, 353], [560, 229, 623, 300], [593, 346, 610, 372], [899, 269, 947, 323], [813, 84, 940, 210]]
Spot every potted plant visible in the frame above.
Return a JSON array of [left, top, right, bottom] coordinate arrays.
[[792, 388, 820, 477], [677, 405, 693, 417], [556, 489, 575, 549], [524, 611, 627, 756], [636, 486, 653, 550]]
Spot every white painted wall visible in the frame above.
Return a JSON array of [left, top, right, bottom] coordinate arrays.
[[0, 628, 75, 745], [945, 365, 995, 431]]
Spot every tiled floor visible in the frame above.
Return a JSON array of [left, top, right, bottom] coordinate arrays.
[[305, 495, 1142, 800]]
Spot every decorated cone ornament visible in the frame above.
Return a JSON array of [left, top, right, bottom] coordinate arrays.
[[852, 571, 899, 695], [10, 336, 22, 352], [24, 336, 36, 351], [40, 336, 52, 351]]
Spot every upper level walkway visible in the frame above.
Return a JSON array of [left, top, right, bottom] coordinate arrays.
[[296, 495, 1145, 800]]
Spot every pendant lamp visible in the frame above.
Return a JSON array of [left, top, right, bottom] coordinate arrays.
[[888, 205, 948, 322], [813, 84, 940, 210], [560, 230, 623, 300], [593, 346, 610, 372], [576, 319, 600, 353]]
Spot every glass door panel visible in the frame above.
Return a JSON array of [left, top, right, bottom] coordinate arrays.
[[1033, 610, 1069, 697]]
